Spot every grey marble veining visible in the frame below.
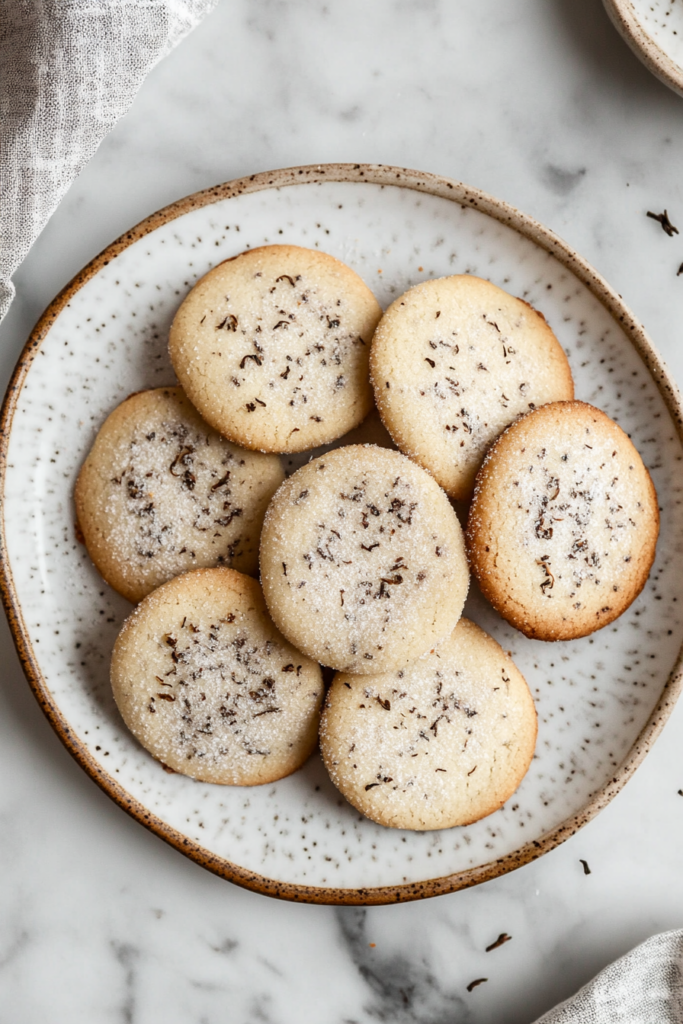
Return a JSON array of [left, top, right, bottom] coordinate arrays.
[[3, 1, 683, 1021]]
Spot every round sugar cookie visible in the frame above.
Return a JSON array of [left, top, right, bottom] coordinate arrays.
[[75, 387, 284, 603], [169, 245, 382, 453], [260, 445, 470, 674], [320, 617, 537, 831], [111, 568, 323, 784], [370, 275, 574, 499], [466, 401, 659, 641]]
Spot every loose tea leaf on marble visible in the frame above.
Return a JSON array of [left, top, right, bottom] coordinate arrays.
[[467, 978, 488, 992], [647, 210, 679, 236]]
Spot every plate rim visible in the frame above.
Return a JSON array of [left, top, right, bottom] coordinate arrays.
[[2, 161, 682, 906], [603, 0, 683, 98]]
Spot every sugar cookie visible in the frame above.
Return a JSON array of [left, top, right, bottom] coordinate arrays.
[[169, 245, 382, 453], [260, 445, 469, 674], [75, 387, 284, 603], [320, 617, 537, 830], [466, 401, 659, 640], [370, 275, 574, 499], [111, 568, 323, 784]]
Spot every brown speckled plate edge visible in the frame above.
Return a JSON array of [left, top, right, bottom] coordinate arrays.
[[2, 163, 682, 906], [603, 0, 683, 98]]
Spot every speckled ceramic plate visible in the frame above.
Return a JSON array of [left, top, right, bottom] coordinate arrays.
[[604, 0, 683, 97], [2, 164, 683, 905]]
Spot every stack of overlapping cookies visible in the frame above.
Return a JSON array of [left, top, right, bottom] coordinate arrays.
[[75, 245, 659, 831]]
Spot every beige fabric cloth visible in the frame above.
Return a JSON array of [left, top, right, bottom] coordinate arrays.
[[534, 930, 683, 1023], [0, 0, 219, 321]]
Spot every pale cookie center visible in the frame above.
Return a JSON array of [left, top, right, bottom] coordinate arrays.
[[512, 441, 641, 603], [286, 475, 443, 657], [209, 276, 367, 416], [106, 419, 246, 565], [145, 617, 305, 765]]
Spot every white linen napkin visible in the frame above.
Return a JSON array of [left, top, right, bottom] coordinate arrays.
[[0, 0, 219, 323], [533, 929, 683, 1023]]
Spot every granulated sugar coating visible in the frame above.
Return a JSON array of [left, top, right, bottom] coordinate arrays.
[[320, 618, 537, 830], [370, 275, 574, 500], [111, 568, 323, 785], [260, 445, 470, 674], [75, 387, 284, 603], [169, 245, 382, 453], [467, 401, 660, 641]]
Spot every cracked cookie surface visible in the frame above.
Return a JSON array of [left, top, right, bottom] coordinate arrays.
[[169, 245, 382, 453], [320, 617, 537, 830], [466, 401, 659, 640], [111, 568, 323, 784], [260, 445, 469, 674], [370, 274, 574, 499], [75, 387, 284, 602]]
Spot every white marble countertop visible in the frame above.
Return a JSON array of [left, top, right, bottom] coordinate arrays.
[[3, 1, 683, 1020]]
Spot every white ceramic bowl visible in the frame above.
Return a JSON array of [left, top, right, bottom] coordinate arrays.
[[604, 0, 683, 97]]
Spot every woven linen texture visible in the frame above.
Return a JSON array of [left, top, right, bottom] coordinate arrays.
[[0, 0, 218, 321], [534, 929, 683, 1024]]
